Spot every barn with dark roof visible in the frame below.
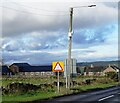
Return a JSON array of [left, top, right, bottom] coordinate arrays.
[[2, 65, 11, 75], [9, 63, 53, 77]]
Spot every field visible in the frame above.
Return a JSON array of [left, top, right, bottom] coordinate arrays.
[[1, 76, 119, 102]]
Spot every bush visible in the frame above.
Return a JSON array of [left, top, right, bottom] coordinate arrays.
[[85, 79, 91, 85], [105, 72, 118, 82], [85, 79, 96, 85], [96, 78, 110, 84], [70, 87, 81, 93], [2, 82, 56, 95]]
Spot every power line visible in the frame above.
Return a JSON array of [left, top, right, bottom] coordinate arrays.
[[0, 5, 68, 16], [3, 0, 68, 13]]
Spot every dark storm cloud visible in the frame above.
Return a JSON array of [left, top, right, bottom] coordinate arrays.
[[2, 12, 69, 37], [2, 2, 117, 37]]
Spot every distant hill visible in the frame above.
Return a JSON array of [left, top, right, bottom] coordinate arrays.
[[77, 60, 120, 67]]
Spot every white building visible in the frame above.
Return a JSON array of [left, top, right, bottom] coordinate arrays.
[[64, 58, 77, 77]]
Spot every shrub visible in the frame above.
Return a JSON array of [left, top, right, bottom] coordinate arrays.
[[96, 78, 110, 84], [85, 79, 91, 85], [2, 82, 51, 95], [105, 72, 118, 82]]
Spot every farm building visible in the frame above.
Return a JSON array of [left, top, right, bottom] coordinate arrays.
[[1, 65, 11, 75], [9, 63, 53, 77], [84, 66, 105, 76], [1, 62, 119, 77]]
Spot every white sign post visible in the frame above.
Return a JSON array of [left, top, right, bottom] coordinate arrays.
[[52, 62, 64, 93], [57, 71, 59, 93]]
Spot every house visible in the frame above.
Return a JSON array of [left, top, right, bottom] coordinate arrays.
[[103, 65, 119, 75], [83, 64, 119, 76], [9, 63, 53, 77], [9, 63, 31, 73], [2, 65, 11, 75], [76, 66, 85, 75], [84, 66, 105, 76]]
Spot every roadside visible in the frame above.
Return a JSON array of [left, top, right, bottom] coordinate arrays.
[[2, 76, 119, 103]]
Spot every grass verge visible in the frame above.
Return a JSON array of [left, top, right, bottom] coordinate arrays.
[[2, 91, 59, 103], [2, 82, 119, 102]]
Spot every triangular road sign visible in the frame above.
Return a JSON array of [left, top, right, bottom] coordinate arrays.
[[52, 62, 64, 72], [54, 62, 63, 71]]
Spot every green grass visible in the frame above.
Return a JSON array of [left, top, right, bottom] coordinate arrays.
[[2, 77, 65, 87], [2, 76, 111, 87], [2, 91, 59, 102], [2, 76, 119, 102], [2, 78, 52, 87], [80, 82, 118, 91], [2, 82, 119, 102]]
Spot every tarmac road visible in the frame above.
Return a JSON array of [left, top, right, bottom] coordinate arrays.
[[39, 85, 120, 103]]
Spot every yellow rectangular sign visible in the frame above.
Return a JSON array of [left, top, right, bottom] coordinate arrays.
[[52, 61, 64, 72]]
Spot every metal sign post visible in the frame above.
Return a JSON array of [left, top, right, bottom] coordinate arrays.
[[57, 71, 60, 93], [52, 61, 64, 93]]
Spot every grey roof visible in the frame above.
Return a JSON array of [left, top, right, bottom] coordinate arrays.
[[110, 65, 120, 70], [19, 65, 52, 72], [84, 66, 106, 72], [84, 65, 120, 73], [11, 63, 52, 72], [10, 63, 52, 72], [12, 63, 31, 67], [2, 65, 10, 74]]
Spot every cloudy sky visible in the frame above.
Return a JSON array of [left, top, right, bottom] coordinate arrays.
[[0, 0, 119, 65]]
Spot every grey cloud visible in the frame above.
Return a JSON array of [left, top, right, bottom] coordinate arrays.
[[2, 31, 68, 52], [103, 2, 118, 8], [24, 33, 67, 50], [2, 23, 116, 53], [1, 2, 118, 65], [2, 11, 69, 37], [73, 24, 116, 48], [73, 5, 117, 30], [83, 50, 96, 53], [2, 2, 117, 37], [2, 50, 66, 65], [78, 56, 118, 63]]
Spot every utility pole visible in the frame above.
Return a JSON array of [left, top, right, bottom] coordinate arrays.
[[67, 7, 73, 92], [66, 5, 96, 93]]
